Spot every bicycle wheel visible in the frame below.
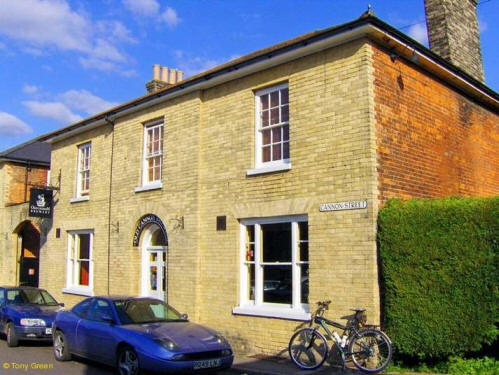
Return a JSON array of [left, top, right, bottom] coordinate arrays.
[[348, 329, 392, 373], [288, 328, 328, 370]]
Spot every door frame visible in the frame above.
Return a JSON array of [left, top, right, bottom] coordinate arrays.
[[140, 225, 168, 300]]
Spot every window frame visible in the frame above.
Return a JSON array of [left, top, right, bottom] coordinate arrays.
[[141, 120, 164, 187], [233, 215, 310, 320], [63, 230, 94, 296], [251, 83, 290, 174], [76, 142, 91, 198]]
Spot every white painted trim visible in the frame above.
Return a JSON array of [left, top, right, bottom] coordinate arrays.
[[141, 121, 164, 187], [141, 225, 168, 300], [69, 196, 90, 203], [254, 83, 290, 171], [76, 142, 91, 198], [66, 230, 94, 294], [134, 182, 163, 193], [237, 215, 309, 317], [246, 163, 291, 176], [241, 215, 307, 226], [232, 305, 310, 321], [62, 287, 94, 297]]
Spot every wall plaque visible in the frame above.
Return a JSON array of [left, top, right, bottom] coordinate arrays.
[[319, 200, 367, 212]]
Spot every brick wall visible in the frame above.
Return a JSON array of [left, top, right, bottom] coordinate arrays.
[[43, 38, 380, 356], [373, 43, 499, 203], [3, 163, 48, 206]]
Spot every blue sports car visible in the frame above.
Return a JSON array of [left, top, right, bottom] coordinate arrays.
[[0, 286, 63, 347], [53, 296, 234, 374]]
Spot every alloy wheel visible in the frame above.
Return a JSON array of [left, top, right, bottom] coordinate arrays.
[[54, 333, 64, 359], [118, 348, 139, 375]]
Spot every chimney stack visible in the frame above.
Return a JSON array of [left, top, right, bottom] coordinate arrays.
[[424, 0, 484, 82], [146, 64, 184, 93]]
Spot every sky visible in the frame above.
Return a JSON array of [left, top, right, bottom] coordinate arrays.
[[0, 0, 497, 152]]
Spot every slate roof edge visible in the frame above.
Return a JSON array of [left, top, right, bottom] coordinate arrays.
[[38, 14, 499, 144]]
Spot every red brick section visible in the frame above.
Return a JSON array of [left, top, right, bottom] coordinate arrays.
[[6, 163, 49, 206], [373, 44, 499, 205]]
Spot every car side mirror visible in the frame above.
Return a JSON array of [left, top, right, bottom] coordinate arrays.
[[101, 314, 115, 324], [181, 313, 188, 320], [58, 302, 65, 307]]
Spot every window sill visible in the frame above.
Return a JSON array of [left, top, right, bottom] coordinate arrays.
[[232, 305, 310, 321], [134, 182, 163, 193], [69, 196, 90, 203], [246, 163, 291, 176], [62, 287, 94, 297]]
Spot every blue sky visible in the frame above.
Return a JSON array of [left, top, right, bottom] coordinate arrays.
[[0, 0, 497, 152]]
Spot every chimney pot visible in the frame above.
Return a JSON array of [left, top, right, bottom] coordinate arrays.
[[153, 64, 161, 81], [146, 65, 184, 93]]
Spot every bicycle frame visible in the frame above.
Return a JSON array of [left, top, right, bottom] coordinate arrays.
[[313, 315, 366, 370]]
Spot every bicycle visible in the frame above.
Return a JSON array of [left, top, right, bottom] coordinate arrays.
[[288, 301, 392, 373]]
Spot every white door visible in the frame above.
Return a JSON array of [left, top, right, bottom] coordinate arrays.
[[142, 246, 167, 300]]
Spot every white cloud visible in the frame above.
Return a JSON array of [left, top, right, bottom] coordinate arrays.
[[408, 23, 428, 46], [59, 90, 118, 115], [22, 88, 118, 123], [0, 0, 134, 73], [173, 51, 239, 77], [173, 50, 220, 77], [0, 112, 32, 137], [123, 0, 180, 27], [161, 7, 180, 28], [123, 0, 160, 17], [23, 84, 39, 95], [96, 20, 137, 44], [479, 19, 488, 33], [0, 0, 91, 52], [23, 101, 82, 124]]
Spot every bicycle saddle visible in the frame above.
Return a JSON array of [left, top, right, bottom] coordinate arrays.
[[351, 308, 366, 312]]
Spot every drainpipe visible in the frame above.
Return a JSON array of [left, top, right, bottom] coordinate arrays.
[[24, 161, 31, 202], [104, 116, 115, 295]]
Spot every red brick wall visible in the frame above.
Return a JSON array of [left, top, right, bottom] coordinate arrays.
[[5, 163, 49, 205], [373, 44, 499, 204]]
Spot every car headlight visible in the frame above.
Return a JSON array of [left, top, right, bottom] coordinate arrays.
[[20, 318, 46, 327], [214, 334, 229, 346], [154, 338, 179, 351]]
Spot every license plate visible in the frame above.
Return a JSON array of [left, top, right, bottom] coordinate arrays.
[[45, 328, 52, 335], [193, 359, 221, 370]]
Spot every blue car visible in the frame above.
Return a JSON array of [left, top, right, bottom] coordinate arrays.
[[53, 296, 234, 374], [0, 286, 63, 347]]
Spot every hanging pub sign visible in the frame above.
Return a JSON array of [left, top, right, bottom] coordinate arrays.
[[29, 188, 53, 218], [133, 214, 168, 247]]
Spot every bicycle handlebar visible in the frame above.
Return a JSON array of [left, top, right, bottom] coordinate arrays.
[[316, 300, 331, 310]]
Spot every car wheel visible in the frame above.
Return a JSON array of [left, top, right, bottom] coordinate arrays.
[[6, 322, 19, 347], [117, 346, 140, 375], [53, 330, 71, 361]]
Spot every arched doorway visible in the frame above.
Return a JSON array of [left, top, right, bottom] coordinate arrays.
[[141, 224, 168, 300], [14, 221, 41, 287]]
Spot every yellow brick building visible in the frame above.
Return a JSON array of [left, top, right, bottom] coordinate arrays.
[[5, 12, 496, 356]]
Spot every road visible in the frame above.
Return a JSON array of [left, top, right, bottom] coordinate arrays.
[[0, 337, 238, 375]]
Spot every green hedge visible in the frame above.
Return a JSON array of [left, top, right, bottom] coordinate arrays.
[[378, 197, 499, 359]]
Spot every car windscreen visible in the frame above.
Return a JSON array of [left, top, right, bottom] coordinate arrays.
[[113, 299, 185, 324], [6, 289, 58, 306]]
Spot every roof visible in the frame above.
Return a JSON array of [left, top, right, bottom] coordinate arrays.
[[0, 137, 51, 166], [40, 13, 499, 144]]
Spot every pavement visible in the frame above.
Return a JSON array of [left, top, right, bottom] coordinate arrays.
[[0, 337, 385, 375]]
